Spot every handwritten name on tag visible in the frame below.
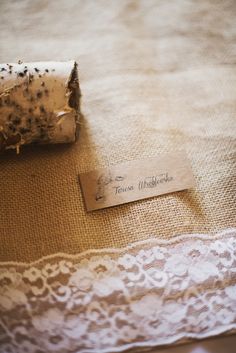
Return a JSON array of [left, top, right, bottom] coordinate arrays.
[[79, 152, 195, 211]]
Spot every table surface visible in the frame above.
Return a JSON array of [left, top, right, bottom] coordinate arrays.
[[1, 1, 235, 353]]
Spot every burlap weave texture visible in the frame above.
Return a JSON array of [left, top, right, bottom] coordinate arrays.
[[0, 0, 235, 262]]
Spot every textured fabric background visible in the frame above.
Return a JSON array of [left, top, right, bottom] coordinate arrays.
[[0, 0, 235, 262]]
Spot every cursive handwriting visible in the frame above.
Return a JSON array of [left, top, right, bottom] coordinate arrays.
[[113, 185, 134, 194], [138, 173, 173, 190], [95, 172, 173, 200]]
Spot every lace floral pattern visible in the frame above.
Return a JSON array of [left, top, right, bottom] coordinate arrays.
[[0, 228, 236, 353]]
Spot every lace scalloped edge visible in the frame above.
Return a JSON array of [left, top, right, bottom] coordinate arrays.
[[1, 227, 236, 266], [0, 227, 236, 353]]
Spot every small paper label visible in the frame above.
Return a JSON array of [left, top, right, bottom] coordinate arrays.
[[79, 152, 195, 211]]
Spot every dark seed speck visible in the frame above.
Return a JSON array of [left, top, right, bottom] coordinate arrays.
[[40, 105, 45, 113], [13, 117, 21, 125], [8, 124, 16, 132], [4, 97, 10, 105], [20, 127, 30, 134], [37, 91, 43, 99]]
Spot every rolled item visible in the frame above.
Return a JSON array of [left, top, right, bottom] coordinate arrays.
[[0, 60, 81, 153]]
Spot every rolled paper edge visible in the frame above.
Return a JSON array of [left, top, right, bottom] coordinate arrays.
[[0, 60, 81, 153]]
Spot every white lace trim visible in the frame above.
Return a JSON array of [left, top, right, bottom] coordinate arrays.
[[0, 228, 236, 353]]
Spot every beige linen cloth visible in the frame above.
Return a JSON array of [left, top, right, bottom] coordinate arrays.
[[0, 1, 236, 353]]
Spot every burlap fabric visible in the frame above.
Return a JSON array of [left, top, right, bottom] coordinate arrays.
[[0, 0, 235, 263]]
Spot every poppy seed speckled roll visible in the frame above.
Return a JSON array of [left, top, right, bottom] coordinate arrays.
[[0, 60, 81, 153]]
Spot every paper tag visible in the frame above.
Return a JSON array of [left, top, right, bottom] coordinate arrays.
[[79, 152, 195, 211]]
